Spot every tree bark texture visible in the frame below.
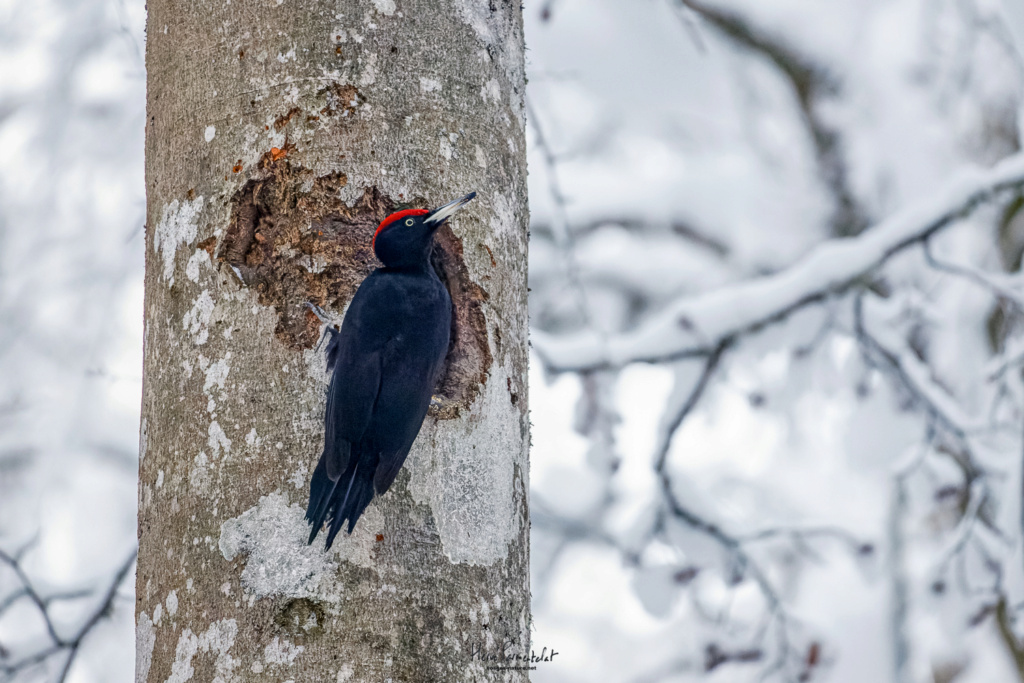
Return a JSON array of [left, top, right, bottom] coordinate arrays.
[[137, 1, 529, 681]]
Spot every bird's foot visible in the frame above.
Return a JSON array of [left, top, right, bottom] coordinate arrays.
[[303, 302, 338, 351], [303, 301, 330, 322]]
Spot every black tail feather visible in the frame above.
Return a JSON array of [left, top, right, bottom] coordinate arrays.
[[324, 464, 376, 549], [305, 456, 338, 545], [306, 453, 377, 549]]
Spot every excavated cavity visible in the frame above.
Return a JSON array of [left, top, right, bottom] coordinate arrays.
[[219, 157, 490, 414], [430, 228, 492, 417]]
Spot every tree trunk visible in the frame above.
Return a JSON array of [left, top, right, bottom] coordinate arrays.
[[136, 1, 530, 680]]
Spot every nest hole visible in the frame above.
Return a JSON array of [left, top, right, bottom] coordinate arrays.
[[219, 159, 490, 414]]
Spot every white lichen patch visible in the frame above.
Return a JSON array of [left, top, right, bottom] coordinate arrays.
[[371, 0, 396, 15], [358, 53, 377, 86], [186, 248, 211, 283], [190, 452, 212, 494], [203, 354, 231, 393], [419, 77, 441, 93], [488, 190, 517, 241], [336, 664, 354, 682], [480, 78, 501, 103], [136, 611, 155, 683], [183, 290, 215, 345], [439, 137, 454, 160], [166, 619, 238, 683], [208, 421, 232, 457], [166, 589, 179, 617], [408, 365, 522, 565], [218, 492, 382, 599], [284, 83, 300, 105], [264, 637, 304, 664], [453, 0, 495, 43], [219, 494, 334, 598], [288, 460, 308, 489], [154, 196, 204, 284]]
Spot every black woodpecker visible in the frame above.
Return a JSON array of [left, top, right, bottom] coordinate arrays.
[[305, 192, 476, 549]]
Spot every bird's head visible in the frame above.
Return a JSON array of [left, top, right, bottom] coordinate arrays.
[[373, 192, 476, 268]]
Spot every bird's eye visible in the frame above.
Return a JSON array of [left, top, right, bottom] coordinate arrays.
[[405, 218, 415, 226]]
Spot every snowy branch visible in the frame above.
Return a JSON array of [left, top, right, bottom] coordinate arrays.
[[642, 344, 858, 680], [534, 153, 1024, 373]]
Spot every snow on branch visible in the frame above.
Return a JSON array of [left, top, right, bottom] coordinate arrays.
[[534, 153, 1024, 372]]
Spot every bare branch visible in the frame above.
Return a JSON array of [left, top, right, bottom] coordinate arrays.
[[853, 293, 982, 446], [0, 545, 136, 683], [677, 0, 868, 237], [0, 545, 63, 647], [923, 238, 1024, 310], [646, 344, 799, 677], [996, 596, 1024, 676], [889, 471, 912, 683], [653, 340, 731, 472]]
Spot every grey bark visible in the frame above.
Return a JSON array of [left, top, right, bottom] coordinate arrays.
[[136, 1, 530, 681]]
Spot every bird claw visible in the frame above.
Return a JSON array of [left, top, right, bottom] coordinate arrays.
[[304, 302, 337, 352], [303, 301, 330, 322]]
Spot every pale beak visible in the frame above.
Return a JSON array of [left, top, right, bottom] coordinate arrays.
[[424, 192, 477, 225]]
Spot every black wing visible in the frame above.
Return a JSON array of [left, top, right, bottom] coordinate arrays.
[[322, 342, 381, 479], [366, 315, 450, 494], [323, 269, 450, 492], [320, 289, 387, 480]]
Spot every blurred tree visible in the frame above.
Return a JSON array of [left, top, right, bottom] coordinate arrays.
[[137, 0, 530, 680], [525, 1, 1024, 681]]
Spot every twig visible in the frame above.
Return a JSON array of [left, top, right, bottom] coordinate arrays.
[[54, 551, 136, 683], [653, 340, 731, 471], [526, 96, 594, 329], [890, 471, 912, 683], [923, 238, 1024, 310], [645, 341, 802, 678], [0, 544, 137, 683]]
